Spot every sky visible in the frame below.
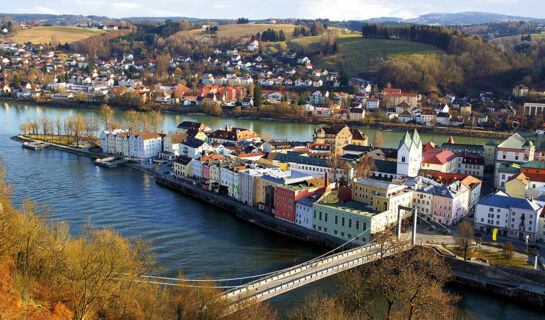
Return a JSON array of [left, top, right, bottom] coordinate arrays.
[[4, 0, 545, 20]]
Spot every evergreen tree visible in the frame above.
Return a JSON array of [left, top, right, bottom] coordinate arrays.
[[12, 74, 20, 88], [254, 83, 263, 107], [279, 30, 286, 41]]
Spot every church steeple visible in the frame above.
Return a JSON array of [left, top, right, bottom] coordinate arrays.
[[411, 129, 421, 146]]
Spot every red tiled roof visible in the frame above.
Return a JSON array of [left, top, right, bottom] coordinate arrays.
[[238, 153, 266, 158], [422, 148, 456, 165]]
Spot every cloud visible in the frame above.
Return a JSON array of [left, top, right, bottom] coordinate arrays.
[[111, 2, 141, 10], [32, 6, 59, 15], [298, 0, 415, 20]]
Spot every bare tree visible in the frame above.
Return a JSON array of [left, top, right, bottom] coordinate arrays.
[[502, 241, 515, 264], [126, 110, 141, 130], [84, 117, 100, 145], [99, 104, 114, 130], [355, 154, 376, 179], [337, 245, 459, 320], [455, 220, 474, 261], [326, 154, 344, 186], [148, 110, 164, 132], [19, 123, 30, 135], [371, 131, 384, 147], [39, 117, 53, 141], [288, 292, 353, 320], [56, 116, 63, 136], [70, 115, 86, 148]]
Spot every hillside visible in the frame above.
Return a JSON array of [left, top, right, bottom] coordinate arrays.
[[406, 12, 539, 25], [2, 26, 104, 44], [490, 33, 545, 46], [266, 33, 444, 77], [191, 23, 297, 40]]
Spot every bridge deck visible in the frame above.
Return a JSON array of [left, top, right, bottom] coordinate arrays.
[[224, 242, 412, 306]]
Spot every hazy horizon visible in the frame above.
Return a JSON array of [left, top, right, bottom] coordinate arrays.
[[3, 1, 544, 21]]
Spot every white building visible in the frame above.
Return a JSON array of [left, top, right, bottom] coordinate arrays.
[[129, 132, 163, 159], [180, 137, 210, 159], [295, 198, 314, 229], [220, 166, 245, 200], [191, 158, 204, 179], [366, 98, 379, 110], [475, 191, 543, 241], [163, 134, 187, 156], [411, 177, 442, 219], [99, 129, 127, 154], [495, 133, 535, 188], [114, 132, 130, 155], [248, 40, 259, 51]]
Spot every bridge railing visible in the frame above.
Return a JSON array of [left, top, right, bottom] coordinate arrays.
[[226, 241, 409, 301], [232, 243, 412, 303], [224, 242, 384, 299]]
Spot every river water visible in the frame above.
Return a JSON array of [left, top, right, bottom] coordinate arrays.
[[0, 101, 543, 319]]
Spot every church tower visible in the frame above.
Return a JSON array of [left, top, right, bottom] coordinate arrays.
[[397, 129, 422, 177]]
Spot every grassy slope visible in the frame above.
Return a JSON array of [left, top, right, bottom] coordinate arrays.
[[2, 26, 104, 44], [491, 33, 545, 44], [267, 33, 444, 77], [191, 23, 297, 40]]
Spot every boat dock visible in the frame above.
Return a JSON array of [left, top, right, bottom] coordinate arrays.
[[93, 157, 129, 168], [22, 141, 50, 151]]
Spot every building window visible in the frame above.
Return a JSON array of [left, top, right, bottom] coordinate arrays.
[[342, 217, 345, 226], [335, 216, 338, 225]]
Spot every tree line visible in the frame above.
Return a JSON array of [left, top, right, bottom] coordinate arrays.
[[18, 105, 166, 147], [362, 24, 454, 50], [253, 28, 286, 42], [292, 21, 327, 38]]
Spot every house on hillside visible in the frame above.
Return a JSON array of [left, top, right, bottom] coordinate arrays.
[[248, 40, 259, 51]]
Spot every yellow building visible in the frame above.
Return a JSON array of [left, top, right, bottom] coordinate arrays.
[[313, 124, 367, 156], [460, 104, 472, 116], [208, 161, 222, 184], [350, 128, 368, 146], [505, 172, 529, 199], [193, 131, 208, 142], [173, 156, 193, 178], [352, 178, 413, 214], [255, 174, 282, 206]]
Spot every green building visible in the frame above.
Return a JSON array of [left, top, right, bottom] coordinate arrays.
[[312, 191, 397, 244]]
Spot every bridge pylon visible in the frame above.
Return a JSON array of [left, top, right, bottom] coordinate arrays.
[[396, 206, 417, 245]]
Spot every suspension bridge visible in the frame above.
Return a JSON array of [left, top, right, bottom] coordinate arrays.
[[132, 206, 454, 312]]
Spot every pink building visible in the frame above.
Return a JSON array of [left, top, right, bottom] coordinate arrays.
[[431, 181, 470, 225]]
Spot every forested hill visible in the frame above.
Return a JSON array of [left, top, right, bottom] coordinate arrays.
[[360, 23, 538, 95]]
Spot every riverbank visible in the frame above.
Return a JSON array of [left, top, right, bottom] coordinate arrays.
[[443, 252, 545, 309], [1, 97, 513, 139], [9, 134, 545, 310], [11, 134, 351, 250]]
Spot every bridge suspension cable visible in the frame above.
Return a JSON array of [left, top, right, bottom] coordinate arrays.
[[122, 214, 407, 289], [138, 222, 379, 284]]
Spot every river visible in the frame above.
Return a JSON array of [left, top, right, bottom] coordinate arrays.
[[0, 101, 543, 319]]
